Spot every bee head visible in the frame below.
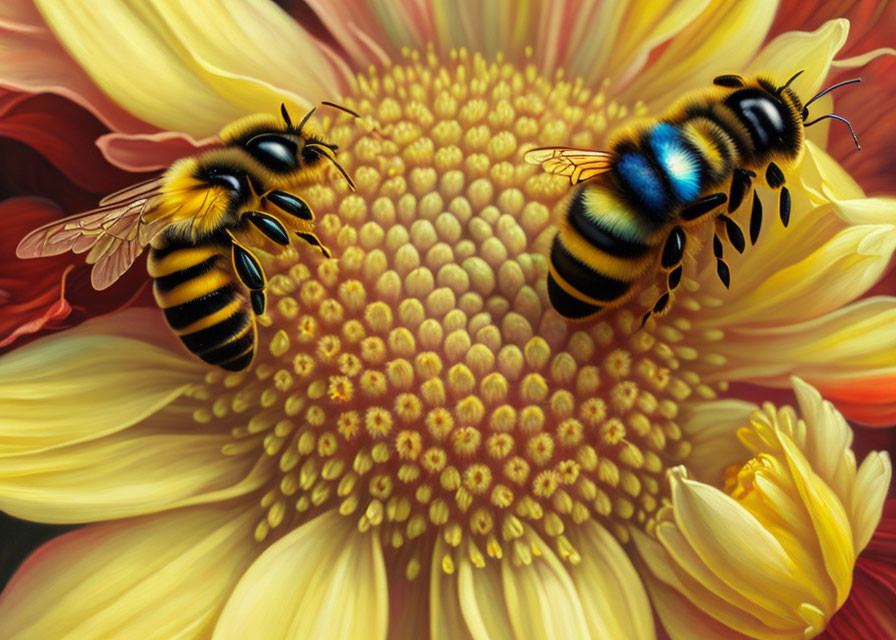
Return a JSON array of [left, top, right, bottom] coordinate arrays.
[[722, 76, 807, 159], [240, 104, 356, 190]]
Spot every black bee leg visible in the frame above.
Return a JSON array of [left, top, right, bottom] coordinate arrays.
[[643, 226, 686, 327], [749, 191, 762, 245], [245, 211, 290, 245], [765, 162, 791, 227], [229, 236, 268, 316], [718, 214, 745, 254], [712, 233, 730, 288], [296, 232, 332, 259], [680, 192, 728, 221], [264, 190, 314, 221], [728, 168, 756, 213]]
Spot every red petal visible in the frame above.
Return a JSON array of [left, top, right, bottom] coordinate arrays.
[[821, 499, 896, 639], [0, 87, 139, 193], [0, 197, 153, 350]]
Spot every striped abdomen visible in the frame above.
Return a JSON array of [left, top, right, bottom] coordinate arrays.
[[548, 182, 663, 319], [148, 231, 256, 371]]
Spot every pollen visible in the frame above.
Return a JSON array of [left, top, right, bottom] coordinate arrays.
[[199, 46, 714, 571]]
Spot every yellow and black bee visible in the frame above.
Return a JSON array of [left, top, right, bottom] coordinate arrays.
[[17, 103, 356, 371], [526, 72, 861, 325]]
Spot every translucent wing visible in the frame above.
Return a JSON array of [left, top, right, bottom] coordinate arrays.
[[524, 147, 614, 184], [98, 175, 165, 206], [16, 188, 168, 290]]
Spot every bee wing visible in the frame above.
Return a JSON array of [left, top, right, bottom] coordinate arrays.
[[524, 147, 614, 184], [16, 187, 168, 290], [98, 175, 165, 206]]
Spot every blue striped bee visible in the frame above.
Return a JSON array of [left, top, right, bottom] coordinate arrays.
[[526, 72, 861, 326]]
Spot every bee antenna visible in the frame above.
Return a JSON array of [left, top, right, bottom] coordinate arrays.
[[320, 100, 361, 119], [804, 113, 861, 150], [280, 103, 293, 129], [777, 69, 804, 94], [322, 155, 356, 191], [296, 106, 317, 135], [803, 78, 862, 111]]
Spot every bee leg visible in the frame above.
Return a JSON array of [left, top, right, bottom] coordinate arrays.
[[264, 190, 314, 221], [296, 232, 332, 259], [229, 237, 268, 316], [728, 168, 756, 213], [712, 232, 731, 289], [717, 214, 745, 254], [680, 192, 728, 221], [643, 226, 686, 327], [765, 162, 791, 227], [244, 211, 290, 245], [749, 191, 762, 245]]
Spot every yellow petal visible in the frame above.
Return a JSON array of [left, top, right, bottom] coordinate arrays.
[[429, 539, 470, 640], [697, 222, 896, 326], [0, 505, 257, 639], [776, 432, 854, 606], [669, 470, 807, 609], [0, 309, 202, 456], [747, 20, 849, 104], [566, 519, 656, 640], [34, 0, 347, 137], [851, 450, 892, 552], [567, 0, 711, 87], [458, 557, 515, 640], [617, 0, 777, 111], [213, 510, 387, 640], [799, 140, 865, 203], [501, 529, 591, 640], [678, 399, 757, 485], [0, 417, 270, 523], [696, 298, 896, 389]]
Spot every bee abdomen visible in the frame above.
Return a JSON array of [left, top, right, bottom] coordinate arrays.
[[149, 238, 256, 371], [550, 236, 632, 303]]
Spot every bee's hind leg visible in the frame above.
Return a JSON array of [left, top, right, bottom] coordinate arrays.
[[765, 162, 790, 227], [642, 226, 686, 328], [227, 231, 268, 316]]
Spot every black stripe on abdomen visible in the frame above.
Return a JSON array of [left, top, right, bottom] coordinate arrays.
[[162, 286, 238, 330], [567, 190, 650, 258], [547, 274, 603, 319], [550, 236, 631, 303]]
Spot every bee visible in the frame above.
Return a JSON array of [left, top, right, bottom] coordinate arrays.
[[17, 102, 357, 371], [525, 71, 861, 326]]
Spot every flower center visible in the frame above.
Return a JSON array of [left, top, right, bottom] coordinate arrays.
[[187, 48, 721, 573]]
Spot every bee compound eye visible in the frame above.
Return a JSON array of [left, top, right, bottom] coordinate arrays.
[[245, 133, 299, 173]]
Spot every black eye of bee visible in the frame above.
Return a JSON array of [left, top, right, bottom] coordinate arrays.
[[723, 88, 791, 153], [245, 133, 299, 173]]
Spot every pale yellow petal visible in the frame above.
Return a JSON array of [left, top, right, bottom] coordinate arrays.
[[747, 20, 849, 105], [790, 377, 856, 500], [458, 557, 514, 640], [501, 530, 591, 640], [669, 470, 808, 609], [777, 432, 853, 607], [34, 0, 347, 137], [678, 399, 756, 485], [0, 420, 269, 523], [695, 298, 896, 389], [430, 545, 472, 640], [617, 0, 777, 111], [851, 451, 892, 552], [567, 0, 711, 87], [697, 223, 896, 326], [0, 505, 258, 640], [213, 510, 387, 640], [799, 139, 866, 203], [0, 309, 202, 456], [566, 519, 655, 640]]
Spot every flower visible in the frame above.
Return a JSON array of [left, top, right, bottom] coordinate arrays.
[[0, 1, 894, 639], [633, 378, 891, 639]]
